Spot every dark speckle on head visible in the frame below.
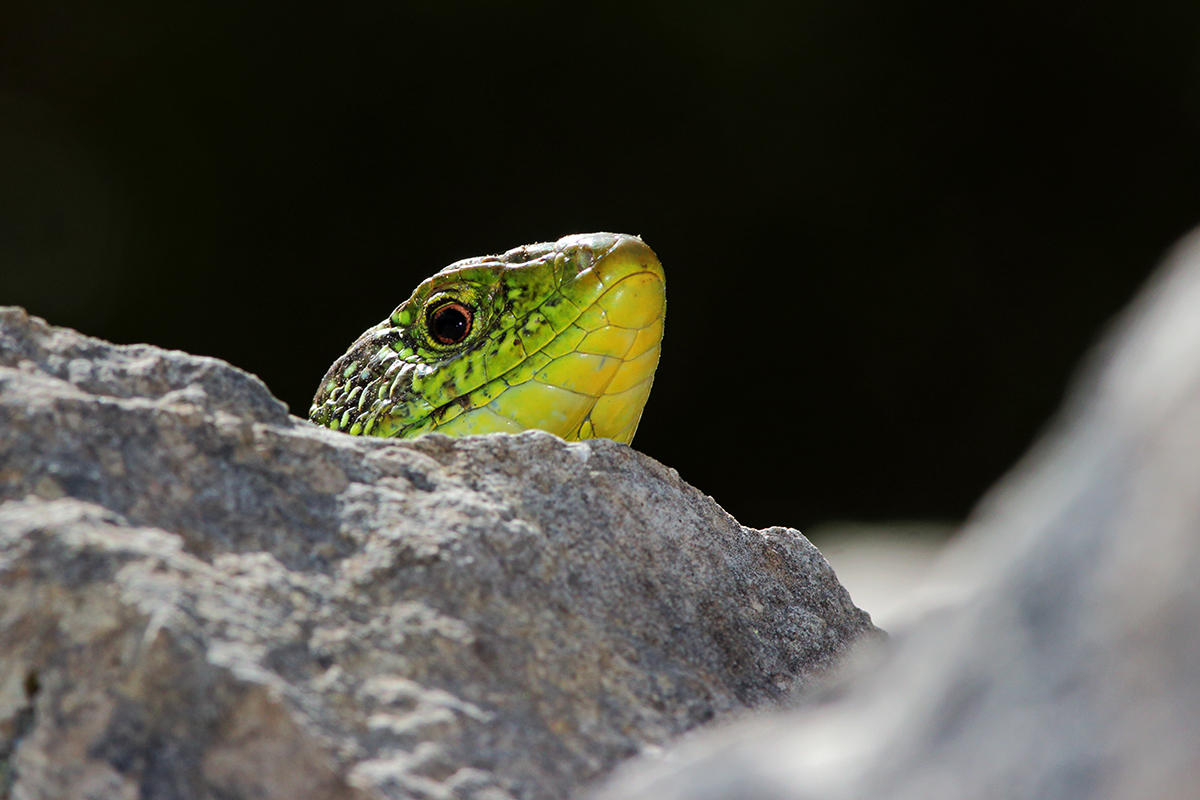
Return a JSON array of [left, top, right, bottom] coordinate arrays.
[[310, 324, 406, 427]]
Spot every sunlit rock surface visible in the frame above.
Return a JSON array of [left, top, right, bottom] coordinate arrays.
[[591, 229, 1200, 800], [0, 308, 877, 800]]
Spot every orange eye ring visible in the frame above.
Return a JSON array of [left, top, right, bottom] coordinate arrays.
[[427, 302, 473, 344]]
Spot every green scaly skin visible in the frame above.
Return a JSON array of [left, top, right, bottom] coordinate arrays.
[[309, 232, 666, 444]]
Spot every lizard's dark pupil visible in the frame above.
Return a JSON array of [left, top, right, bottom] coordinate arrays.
[[429, 303, 473, 344]]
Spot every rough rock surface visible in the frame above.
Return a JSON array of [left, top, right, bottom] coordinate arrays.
[[0, 307, 878, 800], [591, 229, 1200, 800]]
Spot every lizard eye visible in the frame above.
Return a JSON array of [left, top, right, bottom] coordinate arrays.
[[427, 301, 473, 344]]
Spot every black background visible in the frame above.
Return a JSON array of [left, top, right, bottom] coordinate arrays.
[[3, 0, 1199, 530]]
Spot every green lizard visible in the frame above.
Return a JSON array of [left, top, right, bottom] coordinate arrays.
[[309, 232, 665, 444]]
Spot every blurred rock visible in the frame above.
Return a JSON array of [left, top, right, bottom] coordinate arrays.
[[590, 229, 1200, 800], [0, 306, 877, 800]]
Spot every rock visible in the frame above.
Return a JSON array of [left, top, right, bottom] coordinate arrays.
[[590, 228, 1200, 800], [0, 306, 878, 800]]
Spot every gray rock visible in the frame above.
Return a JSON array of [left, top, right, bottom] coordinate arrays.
[[590, 229, 1200, 800], [0, 306, 878, 800]]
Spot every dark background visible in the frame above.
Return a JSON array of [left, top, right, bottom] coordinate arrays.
[[3, 0, 1199, 531]]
